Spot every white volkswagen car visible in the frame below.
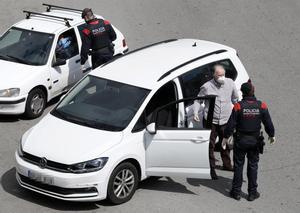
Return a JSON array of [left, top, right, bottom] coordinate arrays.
[[0, 3, 128, 118], [16, 39, 249, 204]]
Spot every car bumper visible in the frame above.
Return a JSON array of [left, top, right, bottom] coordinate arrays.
[[15, 152, 108, 202], [0, 95, 27, 115]]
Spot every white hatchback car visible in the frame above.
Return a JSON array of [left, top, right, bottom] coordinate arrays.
[[0, 4, 128, 118], [16, 39, 249, 204]]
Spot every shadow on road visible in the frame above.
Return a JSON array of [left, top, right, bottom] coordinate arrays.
[[187, 176, 232, 197], [138, 176, 196, 195], [187, 176, 248, 199], [1, 168, 212, 210], [1, 168, 102, 211], [0, 114, 21, 122]]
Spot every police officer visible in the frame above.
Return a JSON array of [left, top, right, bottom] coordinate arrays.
[[80, 8, 117, 69], [222, 81, 275, 201]]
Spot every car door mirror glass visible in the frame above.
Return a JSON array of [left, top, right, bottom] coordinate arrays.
[[146, 123, 156, 134]]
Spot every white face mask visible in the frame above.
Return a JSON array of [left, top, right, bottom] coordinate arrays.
[[216, 76, 225, 85]]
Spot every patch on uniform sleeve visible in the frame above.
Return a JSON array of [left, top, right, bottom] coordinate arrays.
[[82, 28, 90, 36], [261, 102, 268, 109], [234, 103, 241, 111], [104, 20, 111, 25]]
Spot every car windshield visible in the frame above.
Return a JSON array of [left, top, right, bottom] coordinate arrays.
[[51, 75, 150, 131], [0, 27, 54, 65]]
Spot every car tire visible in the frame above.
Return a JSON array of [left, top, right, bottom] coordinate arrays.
[[107, 162, 139, 204], [24, 88, 46, 119]]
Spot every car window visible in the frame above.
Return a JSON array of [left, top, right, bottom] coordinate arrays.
[[156, 96, 216, 130], [0, 29, 22, 49], [55, 28, 79, 60], [179, 59, 238, 106], [132, 81, 178, 132], [0, 27, 54, 65], [52, 76, 150, 132], [208, 59, 238, 81], [180, 65, 211, 105]]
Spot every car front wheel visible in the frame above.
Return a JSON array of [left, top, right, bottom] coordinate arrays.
[[107, 162, 138, 204], [24, 88, 46, 119]]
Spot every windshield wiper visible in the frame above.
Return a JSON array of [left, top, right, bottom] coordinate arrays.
[[53, 110, 99, 128], [0, 54, 10, 60], [6, 55, 32, 65]]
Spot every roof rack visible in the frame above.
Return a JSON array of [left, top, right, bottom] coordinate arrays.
[[157, 49, 227, 81], [23, 10, 73, 27], [42, 3, 82, 13]]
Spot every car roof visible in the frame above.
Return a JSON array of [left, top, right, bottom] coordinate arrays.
[[13, 10, 103, 34], [91, 39, 236, 90]]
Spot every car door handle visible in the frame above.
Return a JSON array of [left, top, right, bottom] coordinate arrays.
[[75, 59, 81, 63], [191, 137, 209, 144]]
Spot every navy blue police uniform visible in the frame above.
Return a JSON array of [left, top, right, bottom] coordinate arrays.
[[224, 82, 275, 201], [80, 18, 117, 69]]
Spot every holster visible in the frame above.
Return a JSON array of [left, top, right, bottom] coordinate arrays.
[[235, 131, 262, 152]]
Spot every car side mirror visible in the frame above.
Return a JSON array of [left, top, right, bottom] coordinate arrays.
[[52, 58, 66, 67], [146, 123, 157, 134]]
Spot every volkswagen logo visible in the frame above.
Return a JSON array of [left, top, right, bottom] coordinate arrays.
[[39, 157, 47, 169]]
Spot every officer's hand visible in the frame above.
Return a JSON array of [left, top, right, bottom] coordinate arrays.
[[268, 137, 276, 145], [222, 138, 228, 150], [193, 114, 200, 122]]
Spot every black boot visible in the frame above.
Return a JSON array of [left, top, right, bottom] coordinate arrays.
[[230, 190, 241, 201], [247, 192, 260, 201]]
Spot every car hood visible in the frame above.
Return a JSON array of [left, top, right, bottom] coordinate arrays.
[[0, 60, 41, 89], [22, 114, 123, 165]]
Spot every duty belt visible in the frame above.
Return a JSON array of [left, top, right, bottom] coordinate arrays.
[[237, 131, 259, 138]]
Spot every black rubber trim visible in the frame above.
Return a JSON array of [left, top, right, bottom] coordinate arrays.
[[21, 152, 71, 173], [157, 49, 227, 81], [18, 174, 98, 198], [0, 98, 26, 104]]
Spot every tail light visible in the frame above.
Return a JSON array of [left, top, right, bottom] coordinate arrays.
[[122, 39, 126, 47]]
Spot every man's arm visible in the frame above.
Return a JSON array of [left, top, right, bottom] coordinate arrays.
[[224, 103, 240, 138], [261, 102, 275, 137], [80, 29, 92, 65], [193, 86, 207, 118], [231, 80, 239, 103], [104, 20, 117, 42]]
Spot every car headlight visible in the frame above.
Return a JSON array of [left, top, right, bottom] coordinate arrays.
[[0, 88, 20, 97], [68, 157, 108, 173], [18, 140, 24, 157]]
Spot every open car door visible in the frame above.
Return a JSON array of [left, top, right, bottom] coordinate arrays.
[[144, 95, 216, 179]]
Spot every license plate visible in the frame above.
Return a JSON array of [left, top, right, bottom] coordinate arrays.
[[28, 170, 54, 185]]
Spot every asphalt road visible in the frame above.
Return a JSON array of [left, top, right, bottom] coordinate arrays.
[[0, 0, 299, 212]]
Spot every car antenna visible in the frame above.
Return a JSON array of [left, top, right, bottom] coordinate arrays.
[[192, 42, 197, 47]]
